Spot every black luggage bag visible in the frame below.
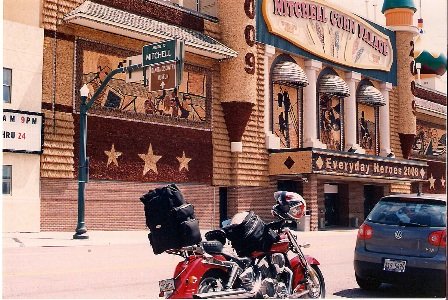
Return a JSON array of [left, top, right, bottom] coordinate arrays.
[[224, 211, 278, 257], [140, 184, 201, 254]]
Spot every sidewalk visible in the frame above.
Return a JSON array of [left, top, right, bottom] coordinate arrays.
[[2, 230, 150, 248], [2, 228, 357, 249]]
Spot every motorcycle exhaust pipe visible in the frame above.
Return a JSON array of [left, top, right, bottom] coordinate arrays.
[[193, 288, 255, 299]]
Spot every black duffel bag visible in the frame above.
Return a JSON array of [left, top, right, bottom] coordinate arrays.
[[224, 211, 278, 257], [140, 184, 201, 254]]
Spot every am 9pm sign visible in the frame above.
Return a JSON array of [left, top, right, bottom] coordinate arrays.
[[2, 109, 44, 154]]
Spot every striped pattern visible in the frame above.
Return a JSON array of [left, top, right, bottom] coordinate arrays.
[[415, 98, 447, 116], [357, 84, 386, 106], [63, 1, 237, 58], [272, 61, 309, 87], [318, 74, 350, 97]]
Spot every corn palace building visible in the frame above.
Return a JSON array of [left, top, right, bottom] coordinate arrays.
[[5, 0, 445, 232]]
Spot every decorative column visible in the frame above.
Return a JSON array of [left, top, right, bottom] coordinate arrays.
[[344, 71, 364, 153], [303, 59, 326, 149], [379, 82, 393, 157], [264, 45, 280, 149], [382, 1, 418, 158], [218, 0, 257, 152]]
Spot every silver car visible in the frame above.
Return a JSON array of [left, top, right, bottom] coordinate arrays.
[[354, 193, 446, 295]]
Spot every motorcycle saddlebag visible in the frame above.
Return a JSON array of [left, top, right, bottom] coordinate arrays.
[[140, 185, 201, 254], [148, 223, 181, 255], [140, 184, 186, 230], [225, 211, 273, 257]]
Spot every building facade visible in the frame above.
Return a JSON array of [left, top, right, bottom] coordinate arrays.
[[410, 17, 447, 194], [3, 0, 44, 232], [4, 0, 444, 232]]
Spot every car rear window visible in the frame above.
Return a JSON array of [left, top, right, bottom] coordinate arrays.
[[367, 197, 446, 227]]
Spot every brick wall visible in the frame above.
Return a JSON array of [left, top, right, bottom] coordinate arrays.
[[303, 175, 320, 231], [41, 179, 219, 231], [347, 182, 365, 225], [227, 179, 278, 222]]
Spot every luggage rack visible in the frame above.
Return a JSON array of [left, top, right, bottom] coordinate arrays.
[[166, 244, 204, 257]]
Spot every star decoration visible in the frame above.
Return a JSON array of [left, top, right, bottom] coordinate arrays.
[[138, 144, 162, 175], [177, 151, 192, 172], [428, 174, 436, 190], [104, 144, 122, 167], [441, 176, 446, 188]]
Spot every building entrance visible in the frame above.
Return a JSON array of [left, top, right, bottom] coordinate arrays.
[[324, 184, 339, 226], [364, 185, 384, 219]]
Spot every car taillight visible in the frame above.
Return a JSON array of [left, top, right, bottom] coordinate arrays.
[[357, 223, 373, 240], [428, 229, 447, 247]]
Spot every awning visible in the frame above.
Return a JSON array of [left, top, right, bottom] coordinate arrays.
[[357, 84, 386, 106], [272, 61, 309, 87], [64, 1, 237, 60], [318, 74, 350, 97], [415, 97, 447, 117]]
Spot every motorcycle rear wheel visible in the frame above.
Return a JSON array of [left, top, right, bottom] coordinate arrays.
[[197, 270, 227, 294]]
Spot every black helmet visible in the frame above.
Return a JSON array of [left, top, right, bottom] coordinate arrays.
[[272, 191, 306, 221]]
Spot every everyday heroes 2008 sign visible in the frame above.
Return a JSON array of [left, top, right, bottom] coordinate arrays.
[[262, 0, 393, 71], [313, 152, 427, 181]]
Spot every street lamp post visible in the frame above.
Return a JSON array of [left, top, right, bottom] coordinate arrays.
[[72, 65, 142, 240], [73, 84, 90, 239]]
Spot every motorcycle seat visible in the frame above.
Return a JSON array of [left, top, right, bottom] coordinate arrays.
[[201, 240, 224, 254]]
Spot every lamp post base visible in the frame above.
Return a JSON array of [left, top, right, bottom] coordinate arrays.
[[73, 232, 89, 239]]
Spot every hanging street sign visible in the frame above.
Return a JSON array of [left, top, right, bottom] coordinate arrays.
[[150, 61, 177, 91], [141, 39, 185, 92], [143, 40, 177, 66]]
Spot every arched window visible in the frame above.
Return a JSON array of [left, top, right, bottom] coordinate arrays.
[[270, 55, 308, 148], [317, 68, 350, 151], [356, 79, 385, 155]]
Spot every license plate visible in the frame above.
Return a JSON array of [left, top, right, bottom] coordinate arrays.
[[383, 259, 406, 272], [159, 278, 175, 292]]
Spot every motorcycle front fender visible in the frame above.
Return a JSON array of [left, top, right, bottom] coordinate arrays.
[[168, 255, 227, 299], [289, 255, 321, 289]]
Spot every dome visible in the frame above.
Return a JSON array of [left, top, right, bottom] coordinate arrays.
[[381, 0, 417, 13], [414, 30, 447, 76]]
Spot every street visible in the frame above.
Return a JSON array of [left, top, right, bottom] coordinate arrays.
[[2, 229, 444, 298]]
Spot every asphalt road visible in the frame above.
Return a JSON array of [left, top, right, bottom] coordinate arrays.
[[2, 229, 445, 298]]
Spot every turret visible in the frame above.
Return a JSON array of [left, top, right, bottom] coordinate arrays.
[[414, 18, 447, 83], [382, 0, 419, 159]]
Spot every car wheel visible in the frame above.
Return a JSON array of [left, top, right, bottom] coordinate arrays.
[[355, 274, 381, 290]]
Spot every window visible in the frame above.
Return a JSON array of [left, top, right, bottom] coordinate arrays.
[[3, 165, 12, 195], [3, 68, 12, 103]]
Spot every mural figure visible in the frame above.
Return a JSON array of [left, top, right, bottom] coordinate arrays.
[[82, 53, 207, 123], [320, 97, 341, 150], [279, 112, 286, 137], [412, 124, 446, 158], [359, 111, 373, 149]]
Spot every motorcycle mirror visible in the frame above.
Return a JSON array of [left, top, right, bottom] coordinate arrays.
[[300, 243, 311, 248]]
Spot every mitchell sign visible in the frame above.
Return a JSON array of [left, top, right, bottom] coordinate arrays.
[[262, 0, 394, 71]]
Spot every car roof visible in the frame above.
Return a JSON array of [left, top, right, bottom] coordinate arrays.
[[381, 193, 447, 202]]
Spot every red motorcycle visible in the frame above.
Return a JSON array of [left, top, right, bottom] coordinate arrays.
[[158, 192, 325, 299]]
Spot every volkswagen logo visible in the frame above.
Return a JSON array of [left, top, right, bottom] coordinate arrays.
[[395, 230, 403, 239]]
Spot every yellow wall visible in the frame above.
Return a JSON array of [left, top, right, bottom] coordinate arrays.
[[2, 153, 41, 232], [3, 0, 42, 27]]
